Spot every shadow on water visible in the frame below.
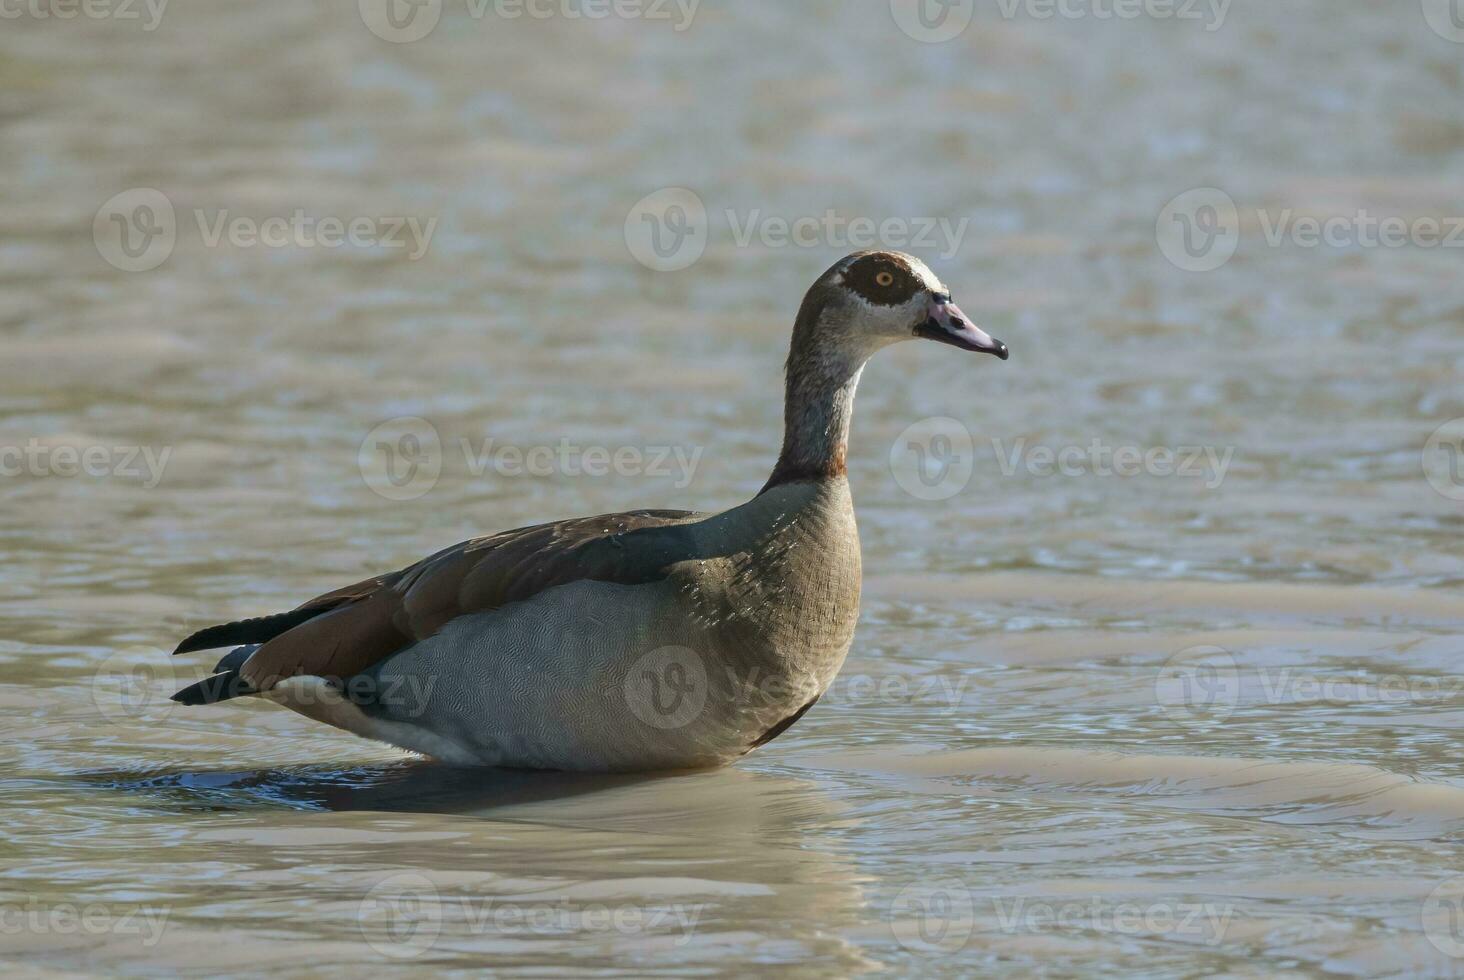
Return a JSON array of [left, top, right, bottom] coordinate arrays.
[[61, 760, 679, 815]]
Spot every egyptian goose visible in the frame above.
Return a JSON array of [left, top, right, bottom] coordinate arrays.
[[170, 250, 1008, 771]]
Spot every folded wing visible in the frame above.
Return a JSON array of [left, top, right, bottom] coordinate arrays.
[[170, 509, 702, 705]]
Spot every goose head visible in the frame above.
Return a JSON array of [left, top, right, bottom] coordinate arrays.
[[766, 250, 1007, 488], [794, 250, 1008, 362]]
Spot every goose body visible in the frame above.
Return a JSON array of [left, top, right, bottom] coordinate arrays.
[[170, 251, 1007, 771]]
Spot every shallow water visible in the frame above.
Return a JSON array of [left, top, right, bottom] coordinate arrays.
[[2, 1, 1463, 975]]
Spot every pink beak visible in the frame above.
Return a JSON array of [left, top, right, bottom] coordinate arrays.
[[915, 296, 1008, 360]]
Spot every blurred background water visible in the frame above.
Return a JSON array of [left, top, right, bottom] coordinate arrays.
[[1, 0, 1463, 975]]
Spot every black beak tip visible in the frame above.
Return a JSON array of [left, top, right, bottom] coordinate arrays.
[[994, 341, 1009, 361]]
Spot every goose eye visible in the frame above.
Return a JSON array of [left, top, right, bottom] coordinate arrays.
[[875, 271, 894, 287]]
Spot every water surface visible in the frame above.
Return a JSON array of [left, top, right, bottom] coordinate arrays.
[[2, 1, 1463, 975]]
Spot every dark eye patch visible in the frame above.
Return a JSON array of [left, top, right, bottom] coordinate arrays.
[[842, 254, 922, 306]]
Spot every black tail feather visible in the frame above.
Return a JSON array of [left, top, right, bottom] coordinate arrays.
[[173, 608, 325, 655], [212, 644, 260, 674], [170, 669, 258, 706]]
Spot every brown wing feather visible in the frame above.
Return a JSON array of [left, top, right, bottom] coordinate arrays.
[[171, 570, 404, 656], [231, 509, 701, 693]]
